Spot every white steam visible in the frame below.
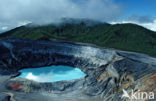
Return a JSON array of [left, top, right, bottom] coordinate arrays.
[[18, 66, 86, 82]]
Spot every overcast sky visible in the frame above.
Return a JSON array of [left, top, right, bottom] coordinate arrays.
[[0, 0, 156, 32]]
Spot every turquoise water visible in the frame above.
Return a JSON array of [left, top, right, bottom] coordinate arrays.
[[18, 65, 86, 82]]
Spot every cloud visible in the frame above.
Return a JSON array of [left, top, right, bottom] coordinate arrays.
[[0, 0, 123, 31], [0, 26, 8, 33], [111, 19, 156, 32], [111, 14, 156, 32], [127, 15, 154, 23]]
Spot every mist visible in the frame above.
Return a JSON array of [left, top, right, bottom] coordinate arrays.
[[0, 0, 123, 31]]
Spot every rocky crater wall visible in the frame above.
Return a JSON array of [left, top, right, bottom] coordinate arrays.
[[0, 39, 117, 74]]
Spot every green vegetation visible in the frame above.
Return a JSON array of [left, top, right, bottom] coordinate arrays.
[[0, 22, 156, 56]]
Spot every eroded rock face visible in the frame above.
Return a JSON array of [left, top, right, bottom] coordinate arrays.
[[0, 39, 156, 101]]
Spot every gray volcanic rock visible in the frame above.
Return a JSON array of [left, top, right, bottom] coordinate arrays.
[[0, 39, 156, 101]]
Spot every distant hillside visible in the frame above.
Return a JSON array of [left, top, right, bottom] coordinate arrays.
[[0, 20, 156, 56]]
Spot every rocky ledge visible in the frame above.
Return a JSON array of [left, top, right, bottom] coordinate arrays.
[[0, 39, 156, 101]]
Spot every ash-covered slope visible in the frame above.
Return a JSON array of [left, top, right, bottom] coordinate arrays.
[[0, 39, 156, 101]]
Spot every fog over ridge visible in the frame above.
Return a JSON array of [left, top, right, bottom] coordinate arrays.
[[0, 0, 123, 32]]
